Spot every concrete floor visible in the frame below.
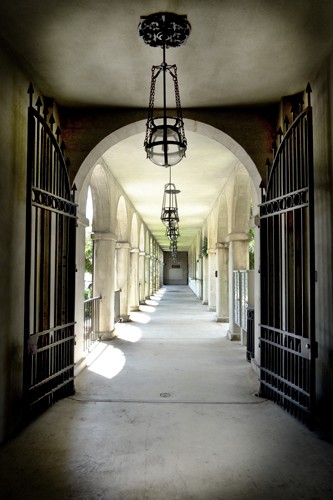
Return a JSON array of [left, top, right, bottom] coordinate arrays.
[[1, 285, 333, 500]]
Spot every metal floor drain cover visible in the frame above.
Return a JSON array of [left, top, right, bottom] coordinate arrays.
[[160, 392, 171, 398]]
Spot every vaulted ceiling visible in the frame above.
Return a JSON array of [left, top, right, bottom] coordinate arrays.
[[2, 0, 333, 250]]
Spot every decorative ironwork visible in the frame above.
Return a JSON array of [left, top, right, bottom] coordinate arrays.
[[140, 12, 190, 167], [161, 182, 180, 227], [84, 295, 101, 351], [170, 240, 178, 262], [166, 225, 179, 241], [259, 84, 316, 428], [138, 13, 191, 49], [24, 84, 77, 414], [246, 308, 255, 362]]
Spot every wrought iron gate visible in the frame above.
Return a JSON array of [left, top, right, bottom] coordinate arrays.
[[259, 85, 317, 427], [24, 85, 77, 414]]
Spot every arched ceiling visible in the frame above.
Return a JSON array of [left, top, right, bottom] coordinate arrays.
[[2, 0, 333, 251], [102, 130, 241, 251]]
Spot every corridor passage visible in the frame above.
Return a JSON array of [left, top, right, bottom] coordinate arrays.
[[1, 286, 333, 499]]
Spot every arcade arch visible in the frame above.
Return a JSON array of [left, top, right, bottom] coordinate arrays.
[[73, 119, 261, 368]]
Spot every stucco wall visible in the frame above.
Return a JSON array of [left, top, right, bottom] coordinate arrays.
[[0, 40, 30, 441], [60, 105, 276, 184], [312, 53, 333, 431], [163, 252, 188, 285]]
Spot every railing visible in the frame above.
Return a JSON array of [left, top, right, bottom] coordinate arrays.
[[114, 290, 121, 323], [246, 307, 255, 362], [84, 296, 101, 351]]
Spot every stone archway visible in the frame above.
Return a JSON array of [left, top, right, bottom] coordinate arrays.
[[73, 119, 262, 364]]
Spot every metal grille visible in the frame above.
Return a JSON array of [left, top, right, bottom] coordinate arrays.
[[114, 290, 121, 324], [24, 85, 77, 414], [246, 308, 255, 362], [84, 296, 101, 351], [259, 85, 316, 427]]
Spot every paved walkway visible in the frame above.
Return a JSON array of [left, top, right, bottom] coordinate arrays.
[[1, 286, 333, 499]]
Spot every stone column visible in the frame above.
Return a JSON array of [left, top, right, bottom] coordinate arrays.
[[227, 232, 249, 340], [195, 254, 202, 300], [116, 241, 131, 322], [74, 212, 89, 362], [215, 242, 229, 322], [202, 255, 208, 305], [159, 249, 163, 288], [139, 250, 146, 304], [92, 231, 117, 340], [144, 252, 151, 299], [207, 247, 216, 311], [129, 247, 140, 311]]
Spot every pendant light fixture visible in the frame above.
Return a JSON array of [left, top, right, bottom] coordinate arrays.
[[161, 167, 180, 228], [139, 12, 191, 167]]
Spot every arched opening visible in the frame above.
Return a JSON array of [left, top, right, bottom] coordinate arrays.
[[73, 119, 261, 373]]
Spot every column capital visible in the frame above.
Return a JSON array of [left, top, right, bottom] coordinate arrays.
[[216, 242, 229, 250], [116, 241, 131, 250], [92, 231, 117, 242], [131, 247, 140, 254], [226, 232, 249, 242]]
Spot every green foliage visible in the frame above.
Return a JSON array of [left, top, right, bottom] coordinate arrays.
[[201, 236, 208, 257], [85, 234, 93, 274], [249, 228, 255, 270]]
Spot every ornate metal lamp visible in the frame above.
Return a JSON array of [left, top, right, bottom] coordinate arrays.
[[166, 225, 179, 241], [170, 240, 178, 261], [139, 12, 191, 167], [161, 180, 180, 227]]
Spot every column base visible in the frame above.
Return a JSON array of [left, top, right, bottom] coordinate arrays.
[[208, 306, 216, 312], [120, 315, 131, 323], [98, 330, 116, 341], [216, 316, 229, 323], [227, 329, 241, 341]]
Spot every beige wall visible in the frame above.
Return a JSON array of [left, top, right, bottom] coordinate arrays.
[[60, 105, 276, 183], [312, 53, 333, 430], [0, 41, 30, 441], [163, 252, 188, 285]]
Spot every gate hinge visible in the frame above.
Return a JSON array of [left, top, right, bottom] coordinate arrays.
[[304, 340, 318, 359]]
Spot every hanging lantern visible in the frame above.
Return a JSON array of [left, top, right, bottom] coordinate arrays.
[[139, 12, 191, 167], [166, 225, 180, 241], [161, 182, 180, 227]]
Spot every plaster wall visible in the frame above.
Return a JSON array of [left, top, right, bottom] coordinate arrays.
[[163, 252, 188, 285], [0, 41, 30, 441], [60, 105, 276, 183], [312, 53, 333, 431]]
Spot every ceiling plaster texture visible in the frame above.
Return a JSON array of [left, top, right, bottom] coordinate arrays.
[[1, 0, 332, 108], [2, 0, 333, 251]]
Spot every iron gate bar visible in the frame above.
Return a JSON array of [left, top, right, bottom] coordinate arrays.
[[259, 85, 316, 428], [29, 363, 75, 390], [29, 376, 76, 406], [24, 84, 77, 414]]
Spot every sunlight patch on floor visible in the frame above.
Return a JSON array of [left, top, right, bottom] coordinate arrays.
[[139, 304, 156, 313], [145, 299, 159, 306], [87, 343, 126, 379], [115, 323, 143, 342], [129, 311, 151, 324]]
